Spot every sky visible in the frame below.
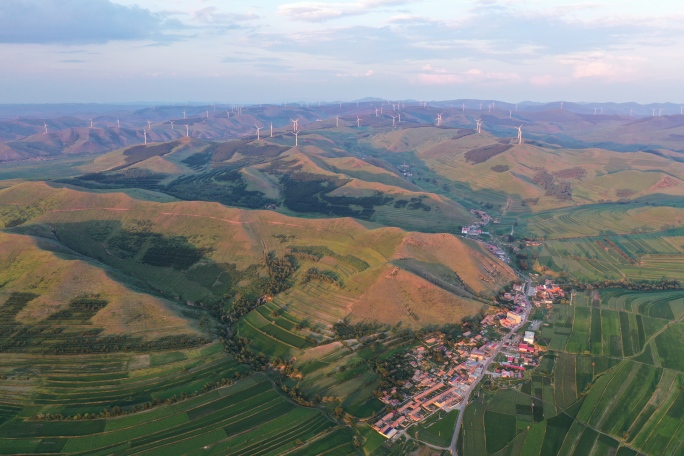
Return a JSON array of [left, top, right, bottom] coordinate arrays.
[[1, 0, 683, 104]]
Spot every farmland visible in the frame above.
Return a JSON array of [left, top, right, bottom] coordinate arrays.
[[462, 288, 684, 455], [2, 101, 684, 456], [0, 345, 350, 455], [530, 230, 684, 282]]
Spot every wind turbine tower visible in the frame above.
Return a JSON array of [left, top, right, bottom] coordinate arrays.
[[517, 125, 523, 145], [476, 119, 483, 134], [290, 118, 298, 131], [336, 115, 339, 127], [185, 125, 189, 137], [170, 121, 174, 130], [117, 119, 120, 128], [44, 123, 48, 134], [292, 130, 300, 147], [560, 102, 564, 110], [147, 120, 151, 129], [356, 116, 361, 127], [270, 122, 273, 138], [89, 119, 93, 128], [143, 130, 147, 145], [436, 113, 443, 126], [255, 124, 262, 140], [391, 115, 397, 127], [183, 110, 186, 119], [508, 110, 513, 119]]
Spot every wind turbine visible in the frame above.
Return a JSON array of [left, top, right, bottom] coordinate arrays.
[[516, 125, 523, 145], [290, 118, 298, 131], [594, 108, 598, 115], [560, 102, 564, 110], [88, 118, 93, 128], [375, 108, 379, 117], [147, 120, 151, 129], [170, 121, 174, 130], [117, 119, 120, 128], [336, 115, 339, 127], [206, 111, 209, 118], [255, 124, 262, 140], [391, 115, 397, 127], [508, 110, 513, 119], [143, 130, 147, 145], [185, 125, 189, 137], [488, 104, 492, 113], [356, 116, 361, 127], [436, 113, 443, 126], [652, 108, 657, 117], [629, 109, 633, 117], [270, 122, 273, 138], [462, 103, 465, 112], [479, 102, 483, 111], [398, 113, 402, 123], [292, 129, 300, 147], [476, 119, 483, 134], [44, 123, 48, 134], [183, 110, 186, 119]]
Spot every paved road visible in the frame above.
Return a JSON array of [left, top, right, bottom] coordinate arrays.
[[449, 278, 532, 455]]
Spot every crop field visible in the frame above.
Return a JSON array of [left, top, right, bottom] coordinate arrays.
[[534, 231, 684, 282], [520, 204, 684, 240], [0, 375, 346, 455], [472, 287, 684, 456]]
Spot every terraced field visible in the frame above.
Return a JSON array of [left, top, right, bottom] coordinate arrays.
[[0, 345, 350, 455], [534, 231, 684, 282], [521, 204, 684, 239]]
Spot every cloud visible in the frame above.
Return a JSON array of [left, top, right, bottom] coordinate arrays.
[[336, 69, 376, 77], [278, 0, 414, 22], [192, 7, 259, 25], [0, 0, 177, 44], [417, 74, 464, 85], [416, 68, 520, 85], [560, 52, 643, 81]]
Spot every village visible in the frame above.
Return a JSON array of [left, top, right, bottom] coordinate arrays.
[[371, 278, 559, 439]]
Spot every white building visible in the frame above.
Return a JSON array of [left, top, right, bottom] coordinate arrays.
[[524, 331, 535, 344]]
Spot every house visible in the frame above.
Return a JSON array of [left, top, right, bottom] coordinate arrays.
[[524, 331, 535, 344], [507, 311, 524, 324]]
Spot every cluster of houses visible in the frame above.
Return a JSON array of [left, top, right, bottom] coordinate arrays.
[[494, 330, 540, 379], [461, 209, 497, 237], [372, 282, 540, 439], [372, 333, 498, 438], [397, 163, 413, 178], [480, 241, 508, 262], [532, 279, 565, 307]]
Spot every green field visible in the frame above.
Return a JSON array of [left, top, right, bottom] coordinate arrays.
[[0, 371, 348, 455], [532, 231, 684, 282], [462, 288, 684, 456]]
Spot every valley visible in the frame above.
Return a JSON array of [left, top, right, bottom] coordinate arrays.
[[0, 100, 683, 455]]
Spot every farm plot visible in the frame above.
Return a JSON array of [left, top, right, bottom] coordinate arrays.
[[533, 233, 684, 282], [0, 377, 345, 455]]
